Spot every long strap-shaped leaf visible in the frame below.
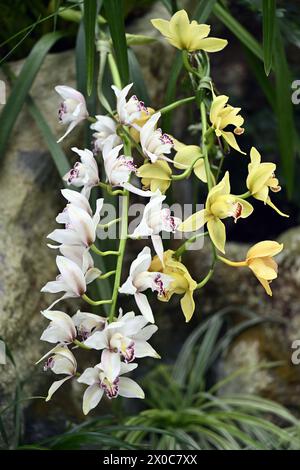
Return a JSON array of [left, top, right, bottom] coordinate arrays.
[[0, 31, 64, 159], [193, 0, 218, 22], [83, 0, 98, 96], [103, 0, 129, 86], [26, 95, 70, 181], [262, 0, 276, 76]]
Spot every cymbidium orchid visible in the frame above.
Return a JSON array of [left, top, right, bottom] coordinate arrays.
[[90, 114, 121, 153], [119, 246, 173, 323], [41, 255, 101, 309], [178, 172, 253, 253], [102, 137, 136, 187], [209, 92, 246, 154], [48, 197, 103, 248], [72, 311, 106, 341], [130, 107, 155, 142], [150, 250, 197, 322], [78, 350, 144, 415], [137, 160, 172, 194], [132, 191, 181, 263], [246, 147, 288, 217], [55, 85, 88, 143], [219, 241, 283, 296], [85, 310, 159, 362], [38, 345, 77, 401], [151, 10, 227, 53], [63, 147, 99, 198], [40, 310, 77, 344], [140, 112, 174, 163], [112, 83, 147, 126], [173, 142, 212, 183]]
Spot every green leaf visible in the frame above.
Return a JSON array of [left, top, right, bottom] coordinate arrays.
[[103, 0, 129, 86], [161, 51, 183, 133], [193, 0, 218, 23], [213, 3, 263, 61], [244, 47, 276, 109], [128, 48, 150, 104], [26, 96, 70, 180], [126, 34, 156, 47], [83, 0, 98, 96], [262, 0, 276, 76], [0, 31, 64, 160], [274, 25, 296, 197]]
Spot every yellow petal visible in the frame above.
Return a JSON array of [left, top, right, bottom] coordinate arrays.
[[178, 209, 209, 232], [248, 257, 278, 281], [137, 161, 171, 181], [247, 241, 283, 260], [169, 10, 191, 49], [250, 146, 262, 166], [220, 130, 246, 155], [207, 217, 226, 253], [180, 290, 195, 322], [257, 277, 273, 296], [266, 198, 289, 218], [210, 95, 229, 126], [195, 37, 228, 52], [207, 171, 230, 209], [246, 163, 276, 195], [194, 159, 208, 183], [174, 145, 202, 169], [151, 18, 171, 38], [235, 198, 254, 219]]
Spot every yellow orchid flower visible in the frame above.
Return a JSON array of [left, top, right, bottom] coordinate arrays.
[[178, 172, 253, 253], [130, 107, 155, 142], [173, 141, 214, 183], [209, 91, 246, 154], [150, 250, 197, 322], [246, 147, 288, 217], [151, 9, 227, 53], [219, 240, 283, 296], [137, 160, 172, 194]]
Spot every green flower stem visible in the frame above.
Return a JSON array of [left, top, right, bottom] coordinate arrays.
[[182, 50, 201, 78], [158, 96, 195, 115], [91, 244, 120, 256], [82, 294, 112, 306], [73, 339, 91, 350], [200, 101, 213, 192], [99, 270, 116, 280], [120, 125, 145, 159], [108, 140, 131, 323], [98, 182, 125, 196], [87, 116, 96, 123], [174, 231, 209, 259], [236, 191, 251, 199], [171, 155, 203, 181], [108, 52, 122, 89], [196, 269, 214, 289], [98, 218, 121, 229]]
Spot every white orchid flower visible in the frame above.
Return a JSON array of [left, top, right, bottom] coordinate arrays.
[[119, 246, 173, 323], [56, 190, 93, 223], [41, 255, 101, 309], [102, 137, 136, 187], [37, 345, 77, 401], [40, 310, 77, 344], [47, 198, 103, 248], [90, 115, 121, 153], [72, 310, 106, 341], [85, 310, 159, 362], [55, 86, 88, 143], [63, 148, 99, 198], [140, 112, 174, 163], [78, 349, 144, 415], [112, 83, 148, 126], [132, 191, 181, 263]]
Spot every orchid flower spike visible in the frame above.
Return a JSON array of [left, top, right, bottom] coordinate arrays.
[[37, 345, 77, 401], [78, 350, 144, 415], [63, 148, 99, 198], [55, 85, 88, 143], [140, 112, 174, 163], [132, 191, 181, 263], [41, 255, 101, 309], [119, 246, 173, 323], [90, 115, 121, 154], [84, 310, 160, 362], [112, 83, 148, 126]]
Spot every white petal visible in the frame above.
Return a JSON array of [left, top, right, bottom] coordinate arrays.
[[84, 331, 108, 350], [82, 384, 104, 415], [85, 267, 101, 284], [41, 279, 68, 294], [119, 377, 145, 399], [68, 205, 95, 246], [134, 340, 160, 358], [151, 234, 164, 265], [134, 292, 154, 323], [57, 256, 86, 296], [133, 324, 158, 341], [46, 376, 72, 401], [78, 367, 99, 385], [100, 349, 121, 383]]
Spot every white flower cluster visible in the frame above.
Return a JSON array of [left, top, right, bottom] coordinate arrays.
[[39, 83, 181, 414]]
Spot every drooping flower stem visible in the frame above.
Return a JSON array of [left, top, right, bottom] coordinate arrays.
[[91, 244, 120, 256], [108, 140, 131, 323], [99, 270, 116, 280], [196, 267, 215, 289], [82, 294, 113, 306], [171, 154, 203, 181], [158, 96, 195, 115]]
